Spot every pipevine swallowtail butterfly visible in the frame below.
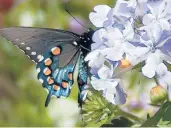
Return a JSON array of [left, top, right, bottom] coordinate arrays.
[[0, 27, 94, 107]]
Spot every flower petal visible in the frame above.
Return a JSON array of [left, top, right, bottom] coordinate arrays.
[[142, 14, 155, 26], [85, 50, 105, 68], [91, 77, 106, 91], [103, 82, 126, 105], [125, 43, 150, 57], [114, 84, 127, 105], [158, 71, 171, 89], [159, 19, 170, 30], [157, 36, 171, 58], [92, 28, 107, 50], [91, 77, 120, 91], [107, 27, 123, 41], [158, 1, 167, 18], [142, 50, 163, 78], [168, 85, 171, 101], [114, 0, 134, 18], [156, 63, 168, 77], [142, 63, 156, 78], [147, 1, 161, 17], [123, 22, 134, 41], [101, 45, 124, 61], [98, 64, 113, 79], [89, 5, 111, 27]]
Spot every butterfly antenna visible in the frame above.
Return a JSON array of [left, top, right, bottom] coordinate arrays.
[[65, 8, 88, 31]]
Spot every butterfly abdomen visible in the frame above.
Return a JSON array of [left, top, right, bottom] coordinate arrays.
[[77, 54, 89, 105]]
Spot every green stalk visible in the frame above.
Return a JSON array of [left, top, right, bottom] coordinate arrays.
[[107, 103, 145, 124], [117, 109, 145, 124]]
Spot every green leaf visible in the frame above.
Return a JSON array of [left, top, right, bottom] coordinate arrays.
[[147, 113, 150, 119], [101, 117, 134, 127], [132, 61, 145, 70], [141, 101, 171, 127], [81, 88, 118, 127]]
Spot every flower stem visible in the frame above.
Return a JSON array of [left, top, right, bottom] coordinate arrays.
[[116, 109, 145, 124]]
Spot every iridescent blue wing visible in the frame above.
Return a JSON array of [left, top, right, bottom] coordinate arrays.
[[0, 27, 81, 106], [36, 46, 80, 107]]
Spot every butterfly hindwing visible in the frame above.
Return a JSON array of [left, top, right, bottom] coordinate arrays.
[[36, 45, 80, 106]]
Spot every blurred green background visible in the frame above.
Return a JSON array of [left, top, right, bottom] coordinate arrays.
[[0, 0, 161, 127]]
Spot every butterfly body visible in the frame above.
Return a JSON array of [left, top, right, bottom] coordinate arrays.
[[0, 27, 94, 107]]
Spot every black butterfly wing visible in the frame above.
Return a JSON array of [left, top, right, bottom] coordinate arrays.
[[0, 27, 85, 107], [0, 27, 80, 66]]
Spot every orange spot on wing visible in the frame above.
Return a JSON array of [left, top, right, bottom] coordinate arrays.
[[47, 77, 54, 84], [62, 81, 68, 88], [68, 73, 73, 80], [51, 47, 61, 55], [44, 58, 52, 66], [53, 85, 60, 91], [43, 67, 51, 76], [120, 59, 131, 68]]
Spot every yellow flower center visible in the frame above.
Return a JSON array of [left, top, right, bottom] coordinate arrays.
[[120, 59, 131, 68]]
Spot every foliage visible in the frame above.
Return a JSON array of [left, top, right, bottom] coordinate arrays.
[[141, 101, 171, 127], [81, 88, 118, 127]]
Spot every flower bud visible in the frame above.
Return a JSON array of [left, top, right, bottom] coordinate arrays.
[[120, 59, 131, 68], [150, 85, 168, 104]]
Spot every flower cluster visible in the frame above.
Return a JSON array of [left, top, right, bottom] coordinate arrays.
[[85, 0, 171, 105]]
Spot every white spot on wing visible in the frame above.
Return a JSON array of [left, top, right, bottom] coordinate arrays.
[[73, 41, 78, 46], [31, 52, 36, 55], [44, 88, 49, 93], [39, 78, 44, 83], [26, 55, 30, 58], [14, 45, 19, 48], [36, 68, 41, 73], [21, 42, 25, 45], [32, 60, 36, 63], [21, 50, 25, 53], [26, 47, 31, 50], [37, 55, 44, 62]]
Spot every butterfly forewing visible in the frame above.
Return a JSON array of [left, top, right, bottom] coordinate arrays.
[[0, 27, 79, 65]]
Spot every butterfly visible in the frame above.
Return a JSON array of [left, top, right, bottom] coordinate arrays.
[[0, 27, 94, 107]]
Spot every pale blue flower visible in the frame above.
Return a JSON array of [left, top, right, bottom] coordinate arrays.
[[84, 50, 114, 79], [87, 0, 171, 105], [84, 50, 106, 69], [91, 21, 135, 62], [142, 0, 171, 31], [156, 63, 171, 100], [89, 5, 113, 27], [126, 27, 171, 78], [91, 76, 126, 105]]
